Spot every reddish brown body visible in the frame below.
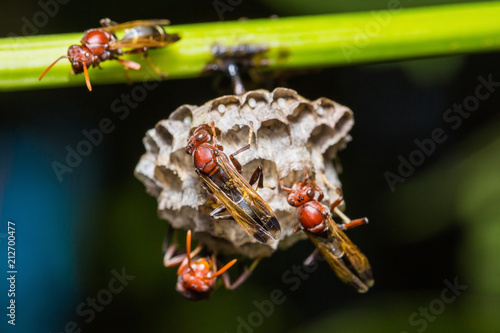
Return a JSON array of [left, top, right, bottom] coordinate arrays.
[[83, 29, 115, 54], [185, 123, 281, 245], [81, 29, 117, 63], [176, 257, 218, 300], [163, 230, 257, 301], [193, 145, 219, 177], [39, 18, 180, 91], [280, 170, 374, 293], [297, 201, 328, 234]]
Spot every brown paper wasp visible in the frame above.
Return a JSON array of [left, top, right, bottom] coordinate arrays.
[[39, 18, 180, 91], [280, 170, 374, 293], [163, 229, 259, 300], [186, 123, 281, 245]]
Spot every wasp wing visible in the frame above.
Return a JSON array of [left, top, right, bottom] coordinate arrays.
[[108, 37, 178, 50], [322, 214, 374, 290], [217, 154, 281, 241], [100, 19, 171, 32], [306, 229, 371, 293], [198, 171, 278, 246]]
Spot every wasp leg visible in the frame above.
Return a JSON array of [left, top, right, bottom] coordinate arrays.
[[229, 144, 251, 173], [122, 47, 166, 78], [279, 176, 296, 193], [303, 248, 320, 267], [248, 164, 275, 190], [329, 188, 344, 212], [328, 188, 369, 228], [143, 50, 168, 79], [201, 184, 220, 204], [248, 166, 264, 189], [204, 187, 235, 220], [163, 244, 187, 267], [222, 257, 262, 290], [210, 204, 235, 221], [163, 242, 203, 267], [212, 214, 235, 220], [162, 225, 183, 267], [121, 67, 133, 85], [227, 63, 246, 95], [210, 204, 235, 220], [318, 170, 344, 210], [319, 169, 369, 228], [162, 224, 176, 253], [312, 179, 325, 202], [163, 227, 202, 267], [145, 55, 167, 78], [229, 121, 254, 174], [336, 215, 369, 230]]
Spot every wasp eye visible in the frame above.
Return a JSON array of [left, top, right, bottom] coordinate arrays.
[[306, 189, 314, 198], [287, 198, 295, 206]]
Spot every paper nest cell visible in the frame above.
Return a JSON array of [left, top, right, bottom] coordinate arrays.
[[134, 87, 355, 258]]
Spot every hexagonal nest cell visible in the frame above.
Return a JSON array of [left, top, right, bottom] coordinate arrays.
[[135, 88, 355, 258]]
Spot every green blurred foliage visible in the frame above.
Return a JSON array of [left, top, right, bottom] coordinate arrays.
[[260, 0, 498, 14]]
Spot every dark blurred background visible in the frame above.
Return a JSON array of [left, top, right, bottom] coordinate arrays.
[[1, 0, 499, 332]]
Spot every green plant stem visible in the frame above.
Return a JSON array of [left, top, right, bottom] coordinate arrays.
[[1, 2, 500, 91]]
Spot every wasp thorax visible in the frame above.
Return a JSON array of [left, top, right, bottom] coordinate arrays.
[[135, 88, 355, 258]]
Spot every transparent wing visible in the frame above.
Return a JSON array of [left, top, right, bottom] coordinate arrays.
[[199, 172, 278, 246], [217, 154, 281, 240], [108, 37, 177, 50], [306, 229, 371, 293], [100, 19, 171, 32], [325, 215, 374, 288]]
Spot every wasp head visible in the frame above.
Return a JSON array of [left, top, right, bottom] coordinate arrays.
[[286, 182, 315, 207], [186, 126, 211, 155], [67, 45, 95, 74]]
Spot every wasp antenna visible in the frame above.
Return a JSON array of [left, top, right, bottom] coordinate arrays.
[[312, 180, 324, 202], [210, 122, 219, 147], [297, 169, 309, 187], [212, 259, 237, 278], [82, 63, 92, 91], [248, 121, 254, 146], [39, 56, 70, 81], [185, 230, 196, 273], [279, 178, 294, 193]]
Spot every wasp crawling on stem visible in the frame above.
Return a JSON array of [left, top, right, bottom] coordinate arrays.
[[163, 229, 260, 300], [280, 170, 374, 293], [186, 122, 281, 245], [203, 43, 269, 95], [39, 18, 180, 91]]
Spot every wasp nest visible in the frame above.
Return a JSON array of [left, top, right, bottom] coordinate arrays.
[[135, 88, 354, 258]]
